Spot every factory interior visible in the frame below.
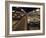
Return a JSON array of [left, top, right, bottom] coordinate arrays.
[[12, 7, 40, 31]]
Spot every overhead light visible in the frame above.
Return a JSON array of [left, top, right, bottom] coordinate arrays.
[[21, 9, 24, 11], [36, 9, 39, 11], [12, 10, 15, 12]]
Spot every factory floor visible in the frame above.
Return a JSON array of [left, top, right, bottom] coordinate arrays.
[[12, 15, 40, 31]]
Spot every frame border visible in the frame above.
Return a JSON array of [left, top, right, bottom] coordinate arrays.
[[5, 1, 45, 37]]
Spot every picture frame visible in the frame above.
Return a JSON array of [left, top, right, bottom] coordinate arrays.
[[5, 1, 45, 37]]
